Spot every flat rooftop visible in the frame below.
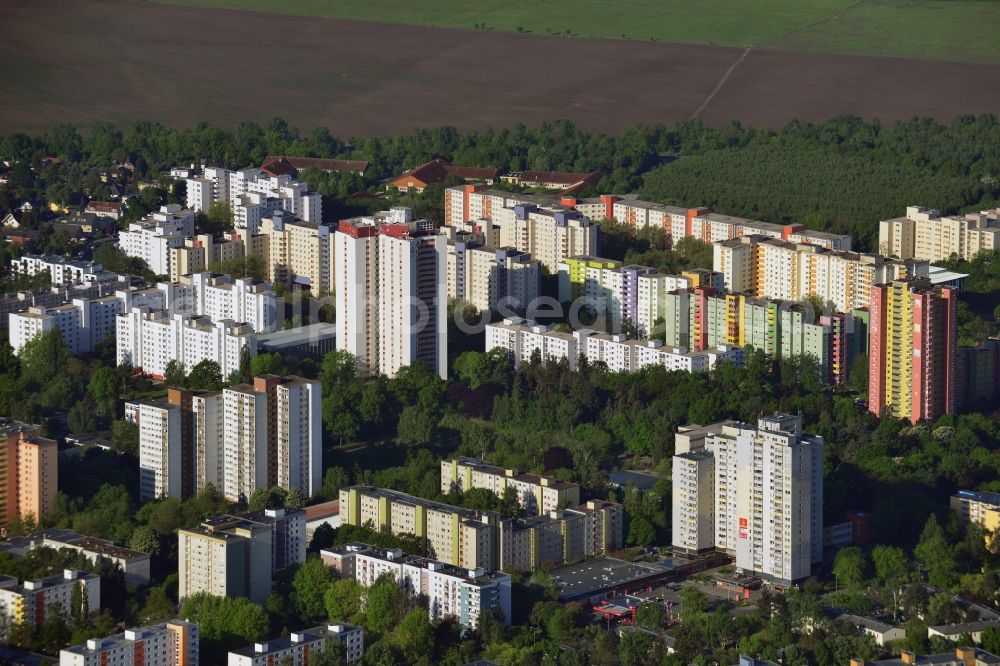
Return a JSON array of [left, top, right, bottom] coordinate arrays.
[[609, 470, 666, 491], [258, 322, 337, 349], [550, 557, 672, 601]]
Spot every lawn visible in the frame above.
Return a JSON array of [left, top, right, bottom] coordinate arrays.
[[148, 0, 1000, 62]]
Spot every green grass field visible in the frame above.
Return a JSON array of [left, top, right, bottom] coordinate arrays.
[[149, 0, 1000, 62]]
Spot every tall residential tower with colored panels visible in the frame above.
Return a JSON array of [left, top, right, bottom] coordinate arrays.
[[868, 280, 958, 422]]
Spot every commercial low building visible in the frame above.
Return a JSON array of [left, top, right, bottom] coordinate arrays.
[[304, 500, 340, 540]]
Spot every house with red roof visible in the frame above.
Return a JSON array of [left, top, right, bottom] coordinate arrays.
[[260, 155, 370, 177], [389, 159, 499, 193]]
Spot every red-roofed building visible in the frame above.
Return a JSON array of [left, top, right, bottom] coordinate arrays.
[[305, 500, 340, 538], [84, 200, 125, 220], [503, 170, 603, 195], [389, 159, 499, 193], [260, 155, 370, 176]]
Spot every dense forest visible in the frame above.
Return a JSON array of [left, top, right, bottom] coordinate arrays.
[[3, 115, 1000, 251]]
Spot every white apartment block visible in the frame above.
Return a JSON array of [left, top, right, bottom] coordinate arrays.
[[879, 205, 1000, 262], [672, 451, 715, 553], [193, 392, 224, 494], [174, 272, 277, 333], [232, 194, 263, 235], [337, 208, 447, 379], [612, 198, 688, 237], [118, 205, 196, 276], [60, 621, 199, 666], [228, 623, 364, 666], [275, 379, 322, 497], [440, 457, 581, 516], [220, 376, 322, 501], [10, 296, 119, 356], [222, 385, 269, 502], [187, 166, 322, 229], [378, 223, 447, 379], [0, 570, 100, 637], [134, 400, 182, 501], [321, 544, 512, 630], [485, 318, 745, 373], [445, 235, 540, 314], [714, 235, 927, 312], [116, 307, 255, 379], [10, 253, 108, 286], [186, 177, 213, 213], [672, 414, 823, 582], [335, 217, 380, 375]]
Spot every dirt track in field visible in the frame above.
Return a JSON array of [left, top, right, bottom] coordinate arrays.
[[1, 0, 999, 136]]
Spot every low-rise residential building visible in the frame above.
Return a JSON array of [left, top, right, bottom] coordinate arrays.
[[338, 486, 491, 570], [227, 623, 364, 666], [83, 200, 125, 220], [440, 457, 580, 515], [0, 570, 100, 637], [59, 620, 199, 666], [0, 528, 151, 586], [10, 253, 109, 286], [928, 621, 1000, 645], [321, 544, 510, 629], [836, 613, 906, 646], [485, 317, 744, 374], [338, 486, 622, 573]]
